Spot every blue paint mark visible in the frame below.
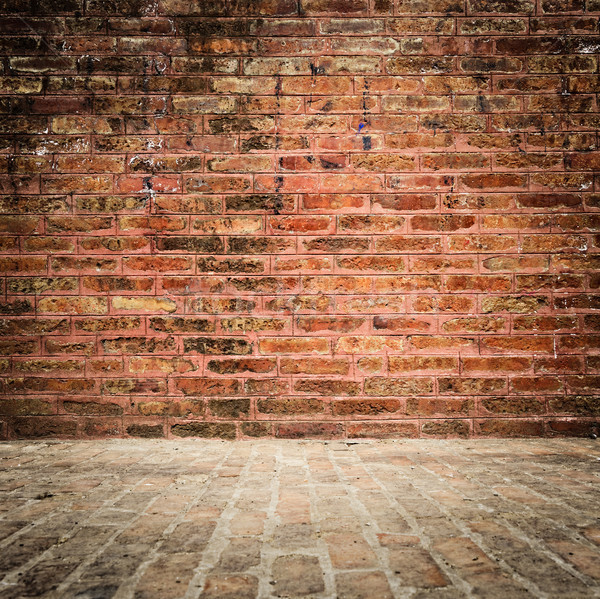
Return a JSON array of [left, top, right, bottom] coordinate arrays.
[[358, 122, 365, 132]]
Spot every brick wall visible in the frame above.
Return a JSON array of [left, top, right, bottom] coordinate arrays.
[[0, 0, 599, 440]]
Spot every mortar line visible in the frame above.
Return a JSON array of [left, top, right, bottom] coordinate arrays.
[[429, 440, 600, 591], [185, 441, 262, 599], [47, 442, 230, 598], [384, 440, 561, 598], [256, 441, 282, 599], [302, 441, 337, 599], [109, 440, 236, 599], [0, 442, 153, 592], [326, 440, 474, 599]]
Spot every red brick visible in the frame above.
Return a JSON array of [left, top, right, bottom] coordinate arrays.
[[294, 379, 361, 396], [409, 336, 476, 352], [407, 398, 471, 416], [482, 336, 554, 353], [347, 422, 419, 438], [481, 397, 546, 416], [463, 357, 532, 373], [439, 377, 506, 395], [336, 336, 404, 354], [276, 422, 343, 439], [280, 357, 350, 375], [390, 356, 458, 373], [411, 295, 475, 313], [374, 316, 432, 332], [421, 420, 470, 437], [475, 419, 544, 437], [442, 317, 506, 333], [511, 377, 563, 394], [175, 378, 240, 396], [259, 338, 329, 354], [365, 377, 434, 396]]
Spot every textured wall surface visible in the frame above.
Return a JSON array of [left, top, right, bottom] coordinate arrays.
[[0, 0, 599, 439]]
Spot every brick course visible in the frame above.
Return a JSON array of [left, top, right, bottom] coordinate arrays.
[[0, 0, 599, 438]]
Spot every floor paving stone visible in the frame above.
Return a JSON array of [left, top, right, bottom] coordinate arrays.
[[0, 439, 599, 598]]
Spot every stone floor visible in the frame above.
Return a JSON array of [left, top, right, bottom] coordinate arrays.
[[0, 440, 599, 598]]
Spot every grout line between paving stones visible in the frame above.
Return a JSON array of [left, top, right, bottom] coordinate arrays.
[[256, 441, 333, 599], [46, 446, 182, 598], [444, 443, 600, 592], [255, 442, 282, 599], [326, 442, 412, 599], [112, 442, 236, 599], [353, 440, 502, 598], [0, 443, 145, 592], [185, 443, 259, 599], [403, 440, 574, 598], [326, 440, 474, 599], [301, 442, 338, 599]]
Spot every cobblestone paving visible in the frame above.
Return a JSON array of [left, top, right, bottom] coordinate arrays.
[[0, 439, 599, 598]]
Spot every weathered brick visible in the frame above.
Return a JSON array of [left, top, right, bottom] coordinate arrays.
[[548, 396, 600, 416], [4, 378, 95, 395], [245, 377, 289, 395], [0, 340, 38, 355], [409, 336, 476, 352], [171, 422, 236, 439], [7, 277, 77, 294], [208, 399, 250, 419], [421, 420, 470, 437], [280, 357, 350, 375], [276, 422, 343, 439], [101, 337, 176, 354], [257, 397, 325, 415], [390, 357, 458, 373], [333, 399, 402, 416], [124, 256, 194, 272], [364, 377, 434, 396], [184, 337, 252, 355], [221, 317, 288, 332], [259, 338, 329, 354], [439, 377, 506, 395], [347, 422, 418, 438], [149, 317, 214, 334], [294, 379, 361, 396], [411, 295, 475, 313], [476, 419, 543, 437], [11, 417, 78, 438], [191, 298, 256, 313], [38, 297, 108, 315], [83, 277, 153, 293], [480, 397, 546, 415], [336, 336, 404, 354], [463, 357, 531, 373], [207, 358, 276, 374], [373, 316, 431, 332], [482, 296, 549, 314], [112, 297, 176, 313], [102, 378, 166, 395], [482, 336, 554, 353], [176, 378, 240, 396], [407, 398, 471, 416]]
